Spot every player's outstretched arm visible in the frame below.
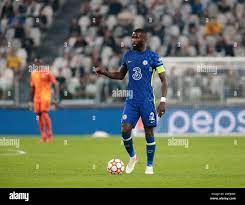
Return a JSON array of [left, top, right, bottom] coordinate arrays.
[[157, 72, 168, 117], [95, 66, 127, 80]]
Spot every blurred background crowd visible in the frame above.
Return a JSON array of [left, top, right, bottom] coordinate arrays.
[[0, 0, 244, 105], [0, 0, 63, 102]]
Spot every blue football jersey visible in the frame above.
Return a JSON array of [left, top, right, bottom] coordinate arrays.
[[121, 49, 165, 103]]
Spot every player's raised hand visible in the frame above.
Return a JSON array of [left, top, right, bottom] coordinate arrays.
[[157, 102, 166, 117]]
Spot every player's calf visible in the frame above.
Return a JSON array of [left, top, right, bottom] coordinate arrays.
[[145, 134, 156, 174], [37, 113, 47, 142], [122, 124, 135, 158], [42, 112, 53, 141], [122, 124, 138, 174]]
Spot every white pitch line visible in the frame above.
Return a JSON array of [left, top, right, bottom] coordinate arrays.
[[0, 149, 26, 156]]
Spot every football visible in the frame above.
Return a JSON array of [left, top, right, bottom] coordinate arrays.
[[107, 159, 125, 175]]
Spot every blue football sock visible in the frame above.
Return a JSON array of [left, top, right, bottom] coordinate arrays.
[[122, 132, 135, 158], [146, 136, 156, 166]]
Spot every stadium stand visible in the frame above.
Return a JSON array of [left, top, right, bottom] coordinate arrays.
[[0, 0, 244, 105], [0, 0, 66, 102], [50, 0, 244, 103]]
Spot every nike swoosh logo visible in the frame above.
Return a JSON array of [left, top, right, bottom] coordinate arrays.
[[128, 61, 132, 63]]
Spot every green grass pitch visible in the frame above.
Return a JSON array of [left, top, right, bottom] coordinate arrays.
[[0, 136, 245, 188]]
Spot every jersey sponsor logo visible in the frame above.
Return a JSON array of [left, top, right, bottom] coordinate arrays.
[[143, 60, 148, 65], [132, 67, 142, 80]]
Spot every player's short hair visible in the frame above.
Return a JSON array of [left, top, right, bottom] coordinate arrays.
[[133, 28, 146, 35]]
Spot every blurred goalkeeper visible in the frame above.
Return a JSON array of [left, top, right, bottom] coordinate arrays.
[[96, 28, 168, 174], [29, 57, 59, 143]]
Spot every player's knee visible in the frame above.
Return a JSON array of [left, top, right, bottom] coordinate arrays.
[[41, 111, 49, 117], [144, 127, 154, 137], [121, 124, 132, 134]]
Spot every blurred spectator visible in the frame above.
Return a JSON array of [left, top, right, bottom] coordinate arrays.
[[191, 0, 204, 16], [204, 17, 222, 36], [6, 48, 22, 72], [69, 18, 81, 35], [51, 0, 244, 101], [1, 0, 244, 103], [108, 0, 123, 15], [0, 0, 63, 101], [0, 52, 13, 99], [14, 21, 26, 39]]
